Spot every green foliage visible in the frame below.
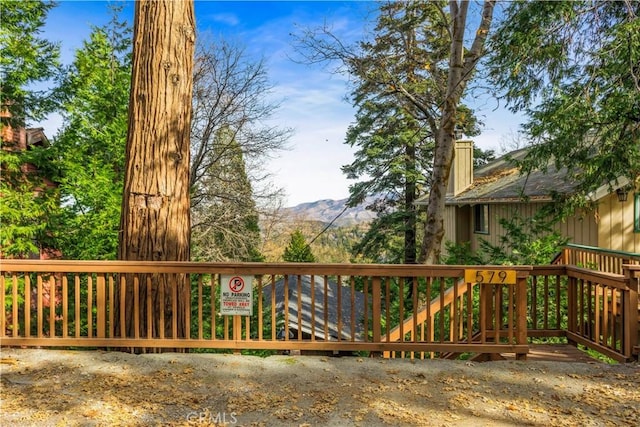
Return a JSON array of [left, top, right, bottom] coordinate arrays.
[[50, 7, 130, 260], [488, 1, 640, 210], [0, 0, 61, 258], [478, 220, 567, 266], [0, 0, 60, 124], [446, 211, 568, 266], [282, 230, 316, 262], [0, 142, 61, 258], [340, 1, 484, 264], [191, 132, 264, 262], [442, 241, 484, 266]]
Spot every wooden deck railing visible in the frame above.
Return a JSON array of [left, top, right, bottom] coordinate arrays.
[[0, 260, 531, 358], [553, 244, 640, 274], [528, 265, 638, 362], [2, 260, 637, 361], [385, 264, 638, 362]]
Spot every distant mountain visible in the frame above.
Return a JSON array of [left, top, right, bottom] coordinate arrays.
[[283, 197, 377, 226]]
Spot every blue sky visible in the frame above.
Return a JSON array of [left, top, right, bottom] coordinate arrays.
[[41, 1, 521, 207]]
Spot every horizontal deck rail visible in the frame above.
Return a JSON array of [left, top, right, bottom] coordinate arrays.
[[1, 261, 531, 358]]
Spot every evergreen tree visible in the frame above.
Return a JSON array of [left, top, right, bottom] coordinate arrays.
[[283, 229, 316, 262], [295, 0, 495, 263], [342, 1, 480, 263], [0, 0, 60, 258], [0, 0, 59, 124], [50, 7, 131, 259], [191, 130, 264, 261], [488, 1, 640, 210]]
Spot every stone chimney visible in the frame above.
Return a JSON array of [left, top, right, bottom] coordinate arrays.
[[447, 140, 473, 196]]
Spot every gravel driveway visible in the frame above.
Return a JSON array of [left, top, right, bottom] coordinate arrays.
[[1, 348, 639, 426]]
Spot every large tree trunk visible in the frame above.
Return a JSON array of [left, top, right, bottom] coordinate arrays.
[[115, 0, 196, 348], [419, 0, 494, 264]]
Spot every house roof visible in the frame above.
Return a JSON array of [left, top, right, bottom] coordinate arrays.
[[417, 146, 630, 206], [448, 147, 577, 205], [262, 275, 367, 341]]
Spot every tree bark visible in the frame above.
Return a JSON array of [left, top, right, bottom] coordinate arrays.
[[419, 0, 495, 264], [116, 0, 195, 346]]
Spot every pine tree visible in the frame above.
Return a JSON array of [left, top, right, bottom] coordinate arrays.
[[283, 230, 316, 262], [0, 0, 60, 124], [295, 0, 495, 263], [191, 130, 264, 261], [50, 6, 131, 260], [488, 1, 640, 209], [0, 0, 60, 258], [343, 1, 480, 263]]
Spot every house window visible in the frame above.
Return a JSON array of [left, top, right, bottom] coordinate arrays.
[[473, 204, 489, 234], [635, 194, 640, 233]]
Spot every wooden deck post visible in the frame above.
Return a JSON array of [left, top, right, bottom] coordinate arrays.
[[515, 276, 528, 360], [622, 265, 638, 360], [372, 276, 381, 351], [567, 274, 577, 344], [96, 274, 106, 338]]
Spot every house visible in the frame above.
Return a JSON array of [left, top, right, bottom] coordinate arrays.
[[416, 140, 639, 257], [261, 275, 367, 342]]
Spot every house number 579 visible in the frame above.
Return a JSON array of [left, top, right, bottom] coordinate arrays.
[[464, 269, 517, 284]]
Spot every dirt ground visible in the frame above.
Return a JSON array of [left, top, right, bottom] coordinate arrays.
[[1, 348, 639, 427]]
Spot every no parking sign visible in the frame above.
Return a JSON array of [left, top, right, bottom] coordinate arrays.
[[220, 275, 253, 315]]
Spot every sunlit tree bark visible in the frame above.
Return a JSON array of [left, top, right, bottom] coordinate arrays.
[[116, 0, 195, 346]]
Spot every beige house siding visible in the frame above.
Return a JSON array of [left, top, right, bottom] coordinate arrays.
[[597, 192, 640, 253], [443, 206, 457, 252], [443, 202, 600, 257]]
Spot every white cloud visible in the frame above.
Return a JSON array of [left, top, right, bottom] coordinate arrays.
[[208, 13, 239, 27]]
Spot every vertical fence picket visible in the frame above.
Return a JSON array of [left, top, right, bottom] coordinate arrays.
[[337, 275, 343, 342], [257, 276, 263, 341], [133, 275, 139, 340], [37, 274, 43, 338], [25, 274, 31, 338], [310, 275, 315, 341], [12, 274, 18, 336], [0, 275, 5, 337], [197, 275, 203, 340], [87, 275, 93, 338], [119, 275, 126, 339], [97, 274, 106, 338], [146, 276, 152, 339], [76, 275, 81, 338], [270, 275, 276, 341], [372, 277, 381, 346], [185, 274, 191, 340], [211, 274, 217, 341], [171, 276, 177, 339], [297, 275, 302, 342], [108, 275, 114, 339], [62, 275, 67, 338]]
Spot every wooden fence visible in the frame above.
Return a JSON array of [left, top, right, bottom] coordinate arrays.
[[1, 261, 531, 358], [554, 243, 640, 274], [1, 260, 637, 361], [384, 264, 638, 362]]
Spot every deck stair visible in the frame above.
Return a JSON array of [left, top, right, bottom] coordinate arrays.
[[382, 278, 478, 358]]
